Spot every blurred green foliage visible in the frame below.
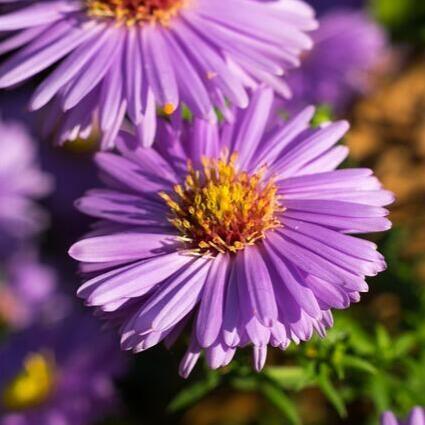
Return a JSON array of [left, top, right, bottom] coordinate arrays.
[[370, 0, 425, 46]]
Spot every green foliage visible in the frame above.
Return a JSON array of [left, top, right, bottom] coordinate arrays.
[[260, 382, 302, 425], [168, 371, 220, 412], [264, 367, 312, 391], [370, 0, 425, 46], [311, 104, 333, 127]]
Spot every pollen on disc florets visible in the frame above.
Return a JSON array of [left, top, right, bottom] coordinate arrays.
[[160, 151, 282, 255], [86, 0, 185, 26]]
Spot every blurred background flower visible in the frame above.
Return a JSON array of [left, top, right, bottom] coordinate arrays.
[[0, 313, 127, 425], [283, 8, 387, 114], [0, 116, 52, 259], [0, 250, 63, 331]]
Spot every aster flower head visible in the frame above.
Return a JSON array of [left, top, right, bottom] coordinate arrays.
[[284, 9, 387, 114], [0, 0, 317, 148], [0, 117, 52, 257], [382, 407, 425, 425], [0, 314, 126, 425], [69, 88, 393, 377]]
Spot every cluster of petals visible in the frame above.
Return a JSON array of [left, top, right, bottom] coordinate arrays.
[[69, 88, 393, 377], [0, 0, 316, 148]]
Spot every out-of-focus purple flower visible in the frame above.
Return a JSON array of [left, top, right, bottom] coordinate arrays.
[[283, 9, 387, 114], [381, 407, 425, 425], [0, 313, 126, 425], [0, 251, 64, 330], [69, 88, 393, 377], [0, 117, 52, 258], [0, 0, 317, 149]]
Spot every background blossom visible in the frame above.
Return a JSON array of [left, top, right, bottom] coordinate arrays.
[[0, 251, 62, 330], [0, 313, 126, 425], [283, 8, 387, 114], [0, 116, 52, 258]]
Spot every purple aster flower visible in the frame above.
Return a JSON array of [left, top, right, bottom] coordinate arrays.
[[0, 0, 317, 149], [283, 9, 387, 114], [69, 88, 393, 377], [0, 250, 64, 330], [382, 407, 425, 425], [0, 117, 52, 258], [0, 313, 126, 425]]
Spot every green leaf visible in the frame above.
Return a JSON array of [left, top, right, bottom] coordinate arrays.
[[341, 355, 377, 375], [260, 382, 301, 425], [317, 365, 347, 418], [332, 344, 346, 380], [393, 334, 417, 358], [311, 104, 333, 127], [368, 373, 392, 412], [376, 325, 392, 358], [181, 105, 193, 121], [264, 366, 312, 390], [167, 374, 219, 412], [230, 376, 259, 392], [370, 0, 413, 27], [333, 314, 375, 355]]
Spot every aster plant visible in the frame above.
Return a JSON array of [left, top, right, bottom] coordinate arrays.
[[69, 88, 393, 377], [0, 314, 126, 425], [0, 0, 316, 148]]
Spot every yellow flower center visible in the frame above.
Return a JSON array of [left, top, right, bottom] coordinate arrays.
[[86, 0, 185, 26], [160, 152, 282, 254], [2, 352, 56, 412]]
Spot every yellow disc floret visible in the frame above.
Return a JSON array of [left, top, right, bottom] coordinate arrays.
[[160, 151, 282, 254], [2, 352, 56, 412], [86, 0, 185, 26]]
